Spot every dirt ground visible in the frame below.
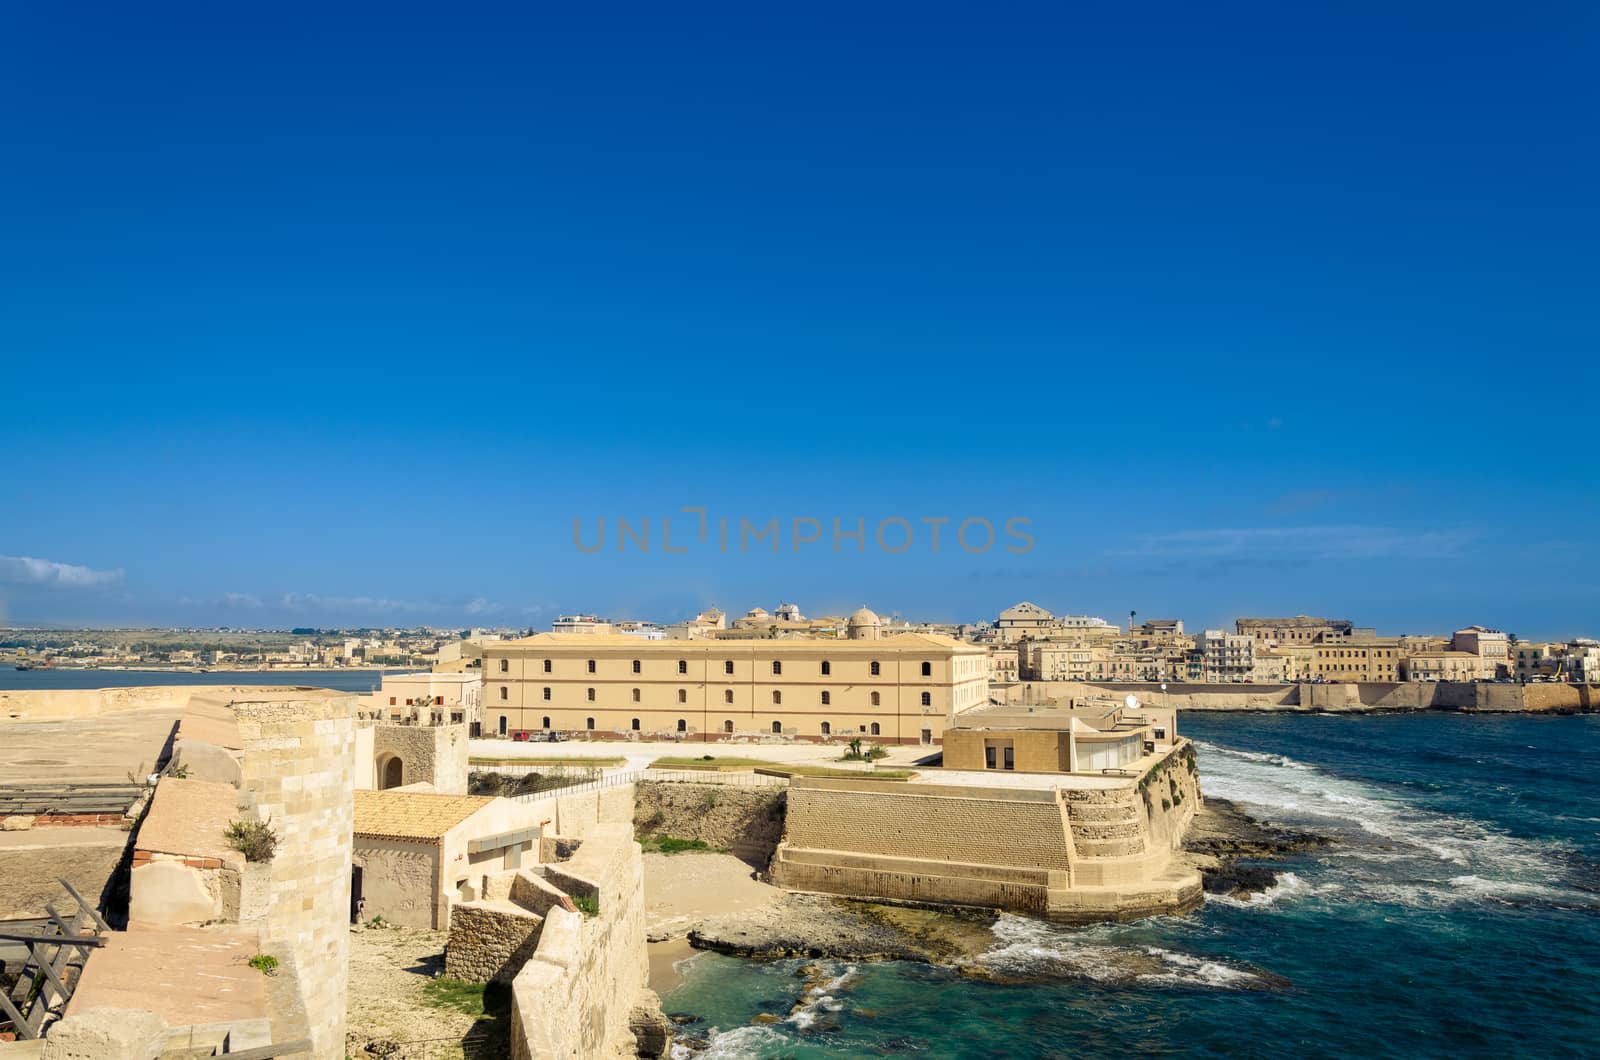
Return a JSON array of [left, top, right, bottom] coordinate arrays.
[[0, 827, 130, 919], [642, 850, 783, 943], [346, 924, 508, 1060]]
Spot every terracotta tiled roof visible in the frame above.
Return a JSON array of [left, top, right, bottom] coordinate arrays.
[[353, 790, 492, 841]]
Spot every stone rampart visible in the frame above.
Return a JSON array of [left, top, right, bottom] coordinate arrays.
[[445, 901, 544, 983], [508, 825, 651, 1059], [771, 745, 1202, 921]]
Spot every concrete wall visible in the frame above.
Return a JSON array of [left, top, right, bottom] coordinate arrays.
[[234, 694, 358, 1060], [509, 826, 649, 1060]]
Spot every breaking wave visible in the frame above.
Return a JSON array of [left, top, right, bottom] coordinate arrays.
[[1195, 740, 1595, 909], [975, 915, 1273, 989]]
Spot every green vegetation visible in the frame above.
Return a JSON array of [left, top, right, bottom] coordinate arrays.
[[247, 953, 279, 975], [763, 765, 914, 780], [572, 894, 601, 917], [648, 755, 778, 769], [637, 834, 716, 854], [469, 756, 624, 768], [421, 976, 512, 1018], [469, 769, 599, 797], [840, 738, 890, 762], [224, 818, 279, 863]]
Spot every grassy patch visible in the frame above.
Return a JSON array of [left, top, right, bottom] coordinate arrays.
[[572, 894, 600, 917], [469, 756, 625, 768], [421, 977, 512, 1019], [638, 834, 718, 854], [648, 755, 778, 769], [764, 765, 914, 780]]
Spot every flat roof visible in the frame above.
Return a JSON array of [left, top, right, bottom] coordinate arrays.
[[491, 631, 982, 652]]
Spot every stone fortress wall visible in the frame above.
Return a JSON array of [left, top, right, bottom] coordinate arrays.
[[771, 741, 1202, 921], [1003, 679, 1600, 713]]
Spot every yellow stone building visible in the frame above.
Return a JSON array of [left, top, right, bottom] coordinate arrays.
[[481, 631, 989, 745], [1309, 639, 1403, 682]]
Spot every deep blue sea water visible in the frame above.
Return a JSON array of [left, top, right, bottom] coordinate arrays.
[[0, 668, 400, 693], [664, 713, 1600, 1059]]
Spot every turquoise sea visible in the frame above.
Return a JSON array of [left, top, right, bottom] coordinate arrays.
[[0, 668, 399, 693], [664, 713, 1600, 1059]]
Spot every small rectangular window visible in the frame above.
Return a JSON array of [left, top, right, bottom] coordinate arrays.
[[772, 661, 782, 675], [678, 660, 687, 674], [724, 660, 734, 675], [500, 659, 509, 673], [821, 660, 831, 676]]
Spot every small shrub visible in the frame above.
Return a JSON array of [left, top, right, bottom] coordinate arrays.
[[367, 915, 386, 928], [702, 789, 719, 809], [1162, 799, 1172, 811], [224, 818, 279, 863], [247, 953, 279, 976], [573, 894, 600, 917]]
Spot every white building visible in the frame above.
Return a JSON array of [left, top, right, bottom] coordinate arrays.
[[375, 672, 484, 728]]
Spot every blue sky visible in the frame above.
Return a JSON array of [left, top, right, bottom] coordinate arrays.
[[3, 2, 1597, 639]]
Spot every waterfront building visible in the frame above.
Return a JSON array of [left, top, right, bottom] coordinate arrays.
[[1402, 651, 1489, 682], [1452, 626, 1510, 678], [1196, 629, 1259, 682], [1309, 638, 1402, 682], [1235, 616, 1354, 645], [942, 699, 1177, 774], [479, 631, 989, 744]]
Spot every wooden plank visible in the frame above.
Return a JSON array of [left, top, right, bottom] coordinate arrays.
[[57, 879, 110, 934], [42, 904, 95, 956], [29, 942, 69, 1009], [0, 988, 37, 1040], [0, 931, 104, 947]]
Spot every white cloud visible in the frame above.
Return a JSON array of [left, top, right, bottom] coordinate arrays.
[[0, 554, 124, 589]]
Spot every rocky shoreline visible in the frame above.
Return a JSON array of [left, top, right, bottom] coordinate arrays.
[[688, 892, 999, 965], [1184, 795, 1331, 899]]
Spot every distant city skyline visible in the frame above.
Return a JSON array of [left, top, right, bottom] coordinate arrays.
[[5, 4, 1596, 641]]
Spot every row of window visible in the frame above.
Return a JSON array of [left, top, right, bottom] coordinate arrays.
[[499, 658, 929, 677], [496, 716, 887, 736], [497, 686, 930, 706]]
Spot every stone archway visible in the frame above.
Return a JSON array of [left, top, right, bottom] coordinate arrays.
[[380, 755, 404, 789]]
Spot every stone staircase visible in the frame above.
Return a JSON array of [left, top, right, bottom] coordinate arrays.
[[1063, 788, 1147, 858]]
